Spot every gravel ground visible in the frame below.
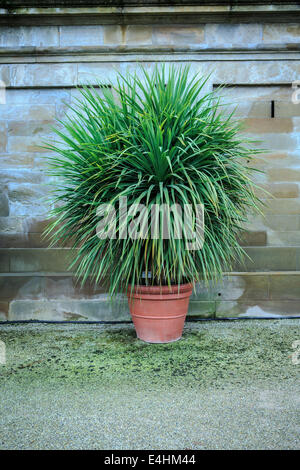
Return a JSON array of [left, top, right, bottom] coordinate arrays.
[[0, 320, 299, 450]]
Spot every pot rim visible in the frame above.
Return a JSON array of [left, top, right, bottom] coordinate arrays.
[[128, 282, 194, 296]]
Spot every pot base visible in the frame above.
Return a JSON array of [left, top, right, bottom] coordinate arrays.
[[128, 283, 193, 344], [137, 335, 182, 344]]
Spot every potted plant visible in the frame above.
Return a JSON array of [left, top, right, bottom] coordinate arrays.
[[44, 65, 261, 343]]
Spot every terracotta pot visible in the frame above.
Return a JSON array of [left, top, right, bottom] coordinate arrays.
[[127, 283, 193, 343]]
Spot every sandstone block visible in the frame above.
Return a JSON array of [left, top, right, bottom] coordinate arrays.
[[205, 23, 262, 46], [263, 214, 300, 231], [216, 300, 300, 318], [0, 122, 7, 152], [0, 152, 35, 168], [125, 26, 153, 45], [267, 231, 300, 246], [268, 168, 300, 182], [103, 25, 123, 45], [0, 301, 8, 320], [153, 25, 204, 45], [192, 274, 268, 302], [269, 274, 300, 300], [7, 248, 76, 273], [243, 118, 293, 134], [0, 191, 9, 217], [262, 198, 300, 215], [275, 102, 300, 118], [60, 26, 104, 46], [0, 216, 23, 232], [10, 64, 77, 88], [0, 26, 59, 48], [237, 230, 267, 246], [259, 183, 299, 198], [8, 298, 130, 322], [0, 104, 55, 121], [263, 24, 300, 43], [234, 247, 298, 271], [187, 300, 215, 318]]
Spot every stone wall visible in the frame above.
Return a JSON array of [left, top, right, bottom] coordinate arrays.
[[0, 2, 300, 320]]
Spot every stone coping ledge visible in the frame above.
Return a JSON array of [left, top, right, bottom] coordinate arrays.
[[1, 43, 300, 57], [1, 4, 300, 25]]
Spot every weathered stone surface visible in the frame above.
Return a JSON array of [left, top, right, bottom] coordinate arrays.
[[103, 25, 123, 45], [237, 230, 267, 246], [0, 26, 59, 48], [0, 232, 50, 248], [0, 191, 9, 216], [9, 64, 77, 87], [0, 252, 9, 271], [0, 301, 8, 320], [212, 61, 300, 86], [44, 275, 106, 299], [258, 183, 299, 199], [153, 25, 204, 45], [8, 135, 51, 153], [275, 102, 300, 118], [0, 273, 106, 301], [7, 183, 50, 209], [0, 274, 44, 301], [267, 231, 300, 247], [263, 24, 300, 43], [78, 62, 120, 85], [0, 152, 34, 168], [7, 121, 54, 137], [262, 198, 300, 215], [267, 168, 300, 183], [187, 300, 215, 318], [0, 122, 7, 152], [125, 26, 152, 45], [269, 274, 300, 301], [216, 300, 300, 318], [0, 216, 23, 232], [6, 248, 76, 273], [8, 298, 130, 321], [0, 104, 55, 121], [0, 169, 44, 185], [263, 214, 300, 231], [0, 65, 10, 89], [234, 247, 299, 271], [60, 26, 104, 46], [243, 118, 293, 134], [192, 274, 268, 302], [6, 88, 70, 106], [221, 101, 272, 119], [205, 24, 262, 46], [254, 133, 298, 152]]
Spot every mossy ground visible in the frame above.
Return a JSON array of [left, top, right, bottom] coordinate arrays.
[[0, 320, 299, 449]]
